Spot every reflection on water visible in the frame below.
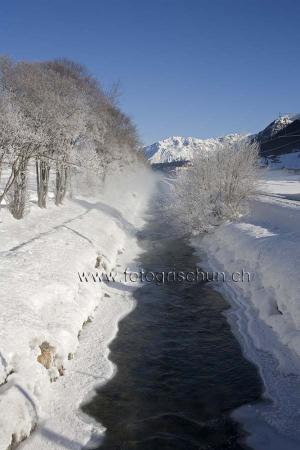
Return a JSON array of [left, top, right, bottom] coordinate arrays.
[[82, 197, 262, 450]]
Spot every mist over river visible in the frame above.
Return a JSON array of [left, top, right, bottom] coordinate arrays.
[[82, 182, 263, 450]]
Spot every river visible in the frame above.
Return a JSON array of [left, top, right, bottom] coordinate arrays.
[[82, 185, 262, 450]]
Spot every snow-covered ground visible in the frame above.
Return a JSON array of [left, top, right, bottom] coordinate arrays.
[[0, 168, 156, 449], [2, 150, 300, 449], [263, 150, 300, 170], [198, 168, 300, 358], [192, 166, 300, 449]]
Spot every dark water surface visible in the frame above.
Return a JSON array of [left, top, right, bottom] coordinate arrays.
[[82, 193, 262, 450]]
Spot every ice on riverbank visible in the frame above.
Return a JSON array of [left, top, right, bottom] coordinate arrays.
[[0, 168, 156, 449]]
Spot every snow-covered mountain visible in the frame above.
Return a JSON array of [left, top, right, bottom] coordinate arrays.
[[144, 115, 300, 165], [255, 115, 293, 142], [258, 116, 300, 157], [144, 134, 243, 164]]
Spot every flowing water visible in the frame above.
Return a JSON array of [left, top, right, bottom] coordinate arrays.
[[82, 187, 263, 450]]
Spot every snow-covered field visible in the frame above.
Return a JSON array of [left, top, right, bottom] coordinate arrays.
[[0, 168, 156, 449], [193, 166, 300, 449], [263, 150, 300, 171]]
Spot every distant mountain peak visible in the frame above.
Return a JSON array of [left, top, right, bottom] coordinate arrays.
[[256, 116, 293, 143], [144, 134, 243, 164]]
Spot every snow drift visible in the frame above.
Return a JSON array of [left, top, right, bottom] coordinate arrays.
[[0, 167, 156, 449], [193, 168, 300, 359]]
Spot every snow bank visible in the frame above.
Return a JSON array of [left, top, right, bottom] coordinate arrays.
[[194, 169, 300, 358], [0, 167, 156, 449], [192, 168, 300, 448], [198, 219, 300, 356]]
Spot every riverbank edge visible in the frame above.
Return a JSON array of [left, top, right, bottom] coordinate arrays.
[[192, 235, 300, 450], [0, 169, 156, 450]]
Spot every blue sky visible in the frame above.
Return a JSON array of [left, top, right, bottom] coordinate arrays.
[[1, 0, 300, 145]]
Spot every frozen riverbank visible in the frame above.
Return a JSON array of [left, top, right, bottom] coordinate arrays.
[[20, 227, 141, 450], [0, 169, 155, 449], [192, 168, 300, 449]]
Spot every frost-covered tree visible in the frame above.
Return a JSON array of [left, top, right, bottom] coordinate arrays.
[[0, 71, 43, 218], [0, 59, 54, 211], [44, 59, 141, 195], [171, 139, 259, 234], [0, 55, 143, 218]]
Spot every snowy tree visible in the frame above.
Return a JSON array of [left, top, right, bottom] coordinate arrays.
[[171, 139, 259, 234], [0, 79, 43, 218], [0, 55, 143, 218], [0, 59, 51, 212]]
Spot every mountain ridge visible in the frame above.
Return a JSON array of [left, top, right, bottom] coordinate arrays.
[[144, 115, 300, 164], [144, 134, 243, 164]]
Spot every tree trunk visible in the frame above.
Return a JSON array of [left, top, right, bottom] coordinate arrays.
[[36, 159, 50, 208], [55, 163, 68, 206], [11, 159, 28, 219]]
